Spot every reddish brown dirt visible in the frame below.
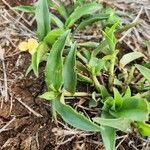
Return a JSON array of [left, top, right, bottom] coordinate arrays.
[[1, 1, 150, 150]]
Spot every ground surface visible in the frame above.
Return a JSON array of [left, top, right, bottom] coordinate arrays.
[[0, 0, 150, 150]]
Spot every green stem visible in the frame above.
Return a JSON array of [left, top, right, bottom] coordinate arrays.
[[77, 52, 88, 64], [109, 52, 117, 91], [92, 75, 101, 92], [51, 100, 58, 126], [124, 66, 135, 90], [77, 73, 93, 84]]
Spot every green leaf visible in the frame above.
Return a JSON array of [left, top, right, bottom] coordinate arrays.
[[88, 57, 105, 76], [44, 28, 64, 46], [91, 40, 108, 57], [120, 52, 144, 68], [76, 14, 108, 32], [45, 30, 70, 91], [82, 48, 91, 61], [49, 13, 64, 28], [25, 64, 32, 76], [136, 122, 150, 136], [112, 88, 123, 111], [146, 40, 150, 56], [100, 85, 110, 100], [89, 98, 98, 108], [89, 92, 100, 108], [93, 117, 131, 132], [39, 91, 59, 100], [123, 86, 131, 99], [76, 61, 89, 74], [49, 0, 68, 20], [77, 73, 93, 84], [54, 97, 102, 132], [65, 3, 102, 28], [35, 0, 50, 41], [103, 23, 118, 53], [73, 0, 85, 8], [135, 64, 150, 82], [101, 126, 116, 150], [32, 42, 48, 77], [114, 78, 122, 86], [110, 97, 149, 122], [99, 112, 116, 150], [102, 8, 120, 27], [13, 5, 35, 13], [103, 97, 114, 111], [63, 43, 77, 94]]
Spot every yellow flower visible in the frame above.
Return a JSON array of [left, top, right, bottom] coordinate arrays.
[[18, 42, 28, 51], [18, 38, 38, 55], [27, 38, 38, 49]]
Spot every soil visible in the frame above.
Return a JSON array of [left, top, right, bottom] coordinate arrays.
[[0, 0, 150, 150], [0, 52, 105, 150]]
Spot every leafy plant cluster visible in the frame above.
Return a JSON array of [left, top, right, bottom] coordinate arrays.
[[15, 0, 150, 150]]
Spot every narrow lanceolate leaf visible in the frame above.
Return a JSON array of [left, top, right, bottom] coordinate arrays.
[[65, 3, 102, 28], [103, 23, 118, 53], [101, 126, 116, 150], [45, 30, 70, 91], [112, 88, 123, 111], [35, 0, 50, 41], [63, 43, 77, 94], [136, 122, 150, 136], [135, 64, 150, 82], [13, 5, 35, 13], [120, 52, 144, 68], [32, 42, 48, 77], [49, 13, 64, 28], [76, 14, 108, 32], [123, 86, 131, 99], [54, 97, 102, 132], [99, 112, 116, 150], [93, 117, 131, 133], [49, 0, 68, 19]]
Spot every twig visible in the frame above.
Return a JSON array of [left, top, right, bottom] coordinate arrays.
[[0, 46, 8, 102], [35, 132, 40, 150], [116, 135, 128, 149], [0, 116, 16, 134], [119, 7, 143, 42], [56, 135, 75, 146], [2, 9, 36, 36], [2, 0, 33, 26], [15, 98, 43, 117]]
